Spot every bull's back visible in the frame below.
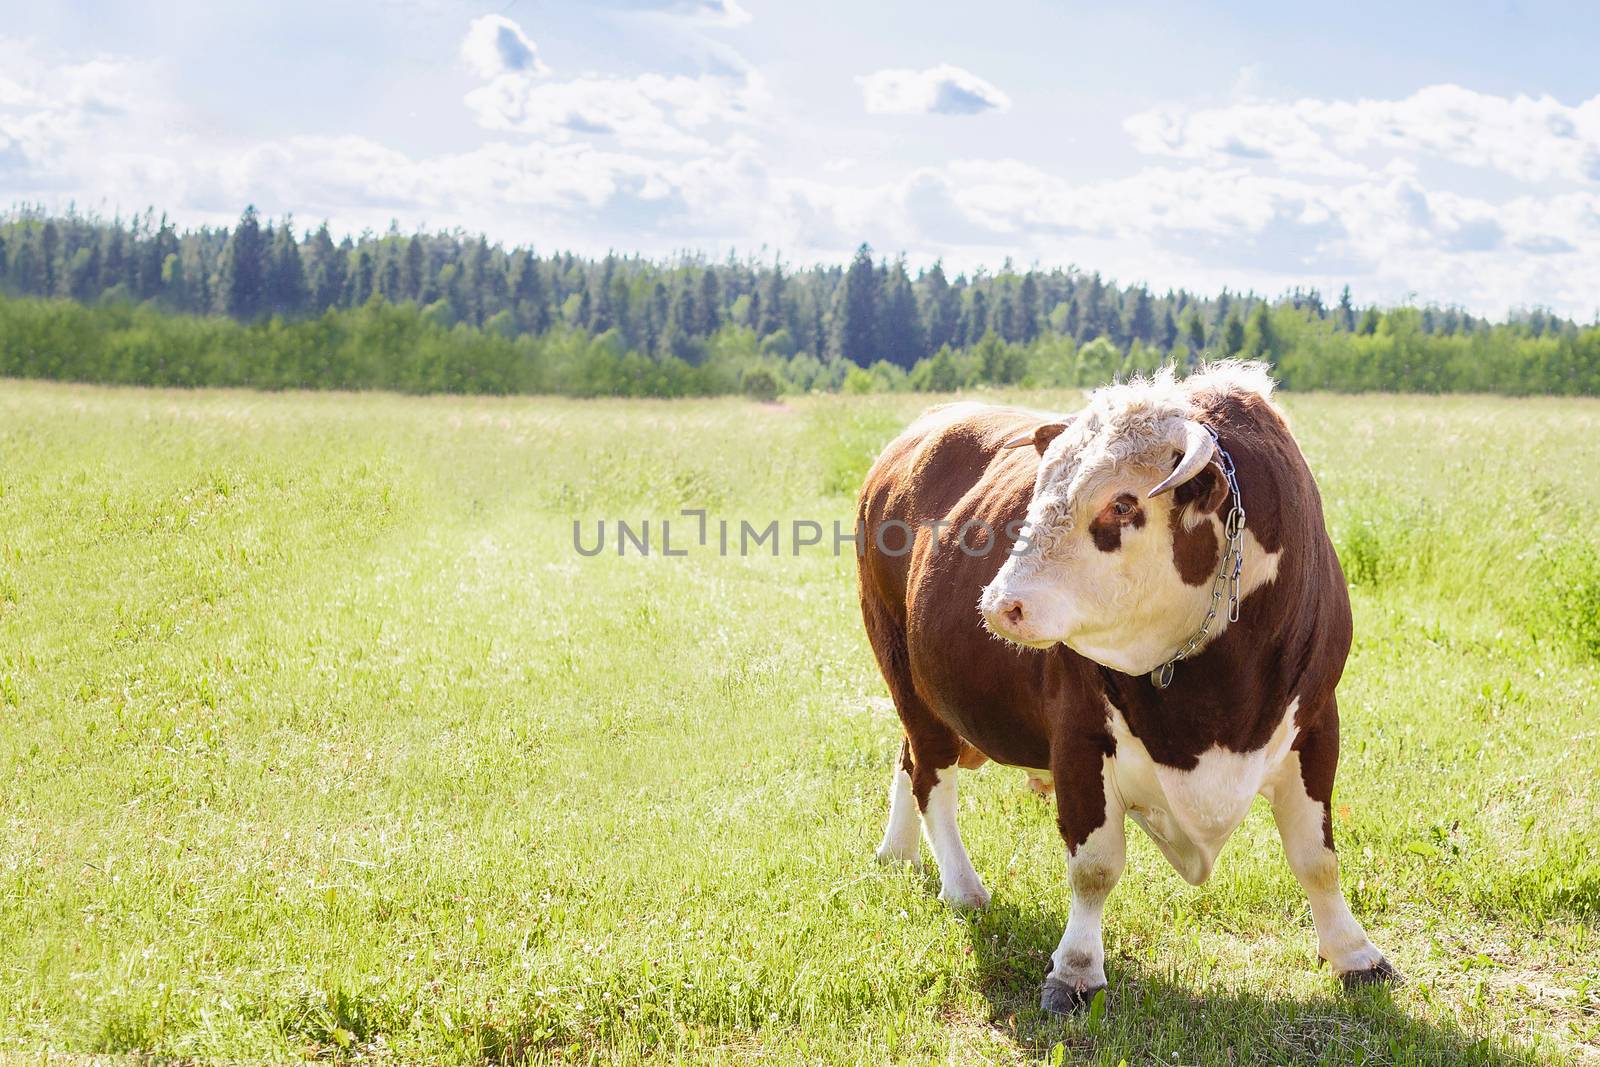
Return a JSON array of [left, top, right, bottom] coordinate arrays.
[[856, 403, 1059, 769]]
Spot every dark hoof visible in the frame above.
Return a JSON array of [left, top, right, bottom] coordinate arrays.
[[1340, 957, 1403, 989], [1040, 979, 1104, 1015]]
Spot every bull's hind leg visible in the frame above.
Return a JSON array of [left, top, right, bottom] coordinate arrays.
[[916, 746, 990, 909], [874, 738, 921, 865], [1266, 718, 1399, 987], [862, 601, 989, 908], [872, 737, 990, 909]]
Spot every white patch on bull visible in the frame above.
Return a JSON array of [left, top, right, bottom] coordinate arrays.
[[1105, 697, 1299, 886], [920, 766, 990, 909], [1156, 520, 1282, 655], [1262, 744, 1389, 975], [979, 361, 1288, 675], [1049, 754, 1125, 999], [874, 760, 921, 866]]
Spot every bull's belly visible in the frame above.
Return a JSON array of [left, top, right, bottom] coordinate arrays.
[[1106, 701, 1300, 885], [928, 698, 1053, 771]]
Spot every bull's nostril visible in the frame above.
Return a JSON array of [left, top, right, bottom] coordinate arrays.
[[1004, 602, 1024, 626]]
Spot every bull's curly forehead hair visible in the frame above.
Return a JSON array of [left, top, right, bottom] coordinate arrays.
[[1032, 360, 1275, 512]]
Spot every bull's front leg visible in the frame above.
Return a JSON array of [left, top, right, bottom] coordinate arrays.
[[1266, 719, 1400, 987], [1043, 736, 1125, 1013]]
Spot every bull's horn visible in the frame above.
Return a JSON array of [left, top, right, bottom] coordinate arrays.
[[1147, 420, 1214, 498]]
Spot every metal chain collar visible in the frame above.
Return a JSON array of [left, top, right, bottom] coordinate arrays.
[[1151, 425, 1246, 690]]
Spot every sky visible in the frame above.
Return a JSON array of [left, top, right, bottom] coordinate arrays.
[[3, 0, 1600, 317]]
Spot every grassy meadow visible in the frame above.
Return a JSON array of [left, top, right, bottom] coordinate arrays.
[[1, 378, 1598, 1064]]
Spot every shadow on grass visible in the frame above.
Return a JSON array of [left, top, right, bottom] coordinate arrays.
[[963, 900, 1542, 1066]]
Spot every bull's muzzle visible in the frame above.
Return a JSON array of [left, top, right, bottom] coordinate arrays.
[[980, 586, 1062, 648]]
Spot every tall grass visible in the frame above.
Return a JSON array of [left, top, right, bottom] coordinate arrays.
[[1, 381, 1596, 1063]]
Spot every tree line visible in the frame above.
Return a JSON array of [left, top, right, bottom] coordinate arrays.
[[1, 205, 1597, 398]]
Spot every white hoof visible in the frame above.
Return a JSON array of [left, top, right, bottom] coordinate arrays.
[[874, 840, 919, 866], [938, 881, 991, 910]]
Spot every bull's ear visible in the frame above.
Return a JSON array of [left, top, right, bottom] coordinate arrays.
[[1172, 455, 1229, 514], [1002, 421, 1070, 455]]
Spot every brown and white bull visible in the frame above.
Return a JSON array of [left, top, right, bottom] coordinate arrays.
[[855, 362, 1397, 1014]]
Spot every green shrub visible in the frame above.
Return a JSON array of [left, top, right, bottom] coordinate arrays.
[[741, 367, 780, 402], [1533, 541, 1600, 661], [841, 366, 875, 395]]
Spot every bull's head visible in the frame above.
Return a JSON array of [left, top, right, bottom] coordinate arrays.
[[980, 407, 1231, 675]]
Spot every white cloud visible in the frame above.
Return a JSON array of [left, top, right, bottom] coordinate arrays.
[[459, 15, 547, 80], [9, 26, 1600, 321], [1126, 85, 1600, 184], [595, 0, 753, 26], [464, 71, 763, 152], [859, 65, 1011, 116], [457, 15, 761, 153], [0, 39, 194, 206], [758, 158, 1600, 317]]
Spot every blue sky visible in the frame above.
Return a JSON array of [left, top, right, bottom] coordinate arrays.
[[4, 0, 1600, 316]]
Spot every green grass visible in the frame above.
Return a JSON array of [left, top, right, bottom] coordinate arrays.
[[1, 379, 1597, 1065]]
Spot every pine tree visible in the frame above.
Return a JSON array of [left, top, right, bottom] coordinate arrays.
[[8, 233, 41, 294], [993, 286, 1017, 342], [440, 261, 467, 323], [181, 237, 211, 313], [920, 261, 959, 351], [668, 274, 698, 353], [159, 252, 187, 309], [1158, 307, 1178, 351], [832, 244, 880, 363], [40, 222, 61, 297], [1245, 302, 1278, 360], [647, 280, 670, 356], [463, 237, 493, 324], [378, 245, 402, 302], [306, 225, 346, 312], [1017, 272, 1040, 342], [1124, 286, 1155, 345], [698, 269, 721, 335], [99, 225, 127, 297], [511, 251, 549, 333], [403, 236, 425, 303], [757, 261, 785, 336], [137, 217, 177, 302], [216, 207, 266, 319], [960, 287, 989, 349], [65, 244, 101, 302], [880, 258, 924, 368], [608, 272, 631, 339], [352, 248, 376, 306], [1337, 286, 1356, 331], [1079, 272, 1109, 341], [1213, 289, 1233, 329], [1221, 311, 1246, 356], [265, 220, 307, 316]]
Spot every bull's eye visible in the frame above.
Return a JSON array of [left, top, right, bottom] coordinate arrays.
[[1110, 495, 1138, 519]]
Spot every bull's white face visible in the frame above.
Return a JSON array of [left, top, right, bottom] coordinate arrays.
[[980, 424, 1224, 676]]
